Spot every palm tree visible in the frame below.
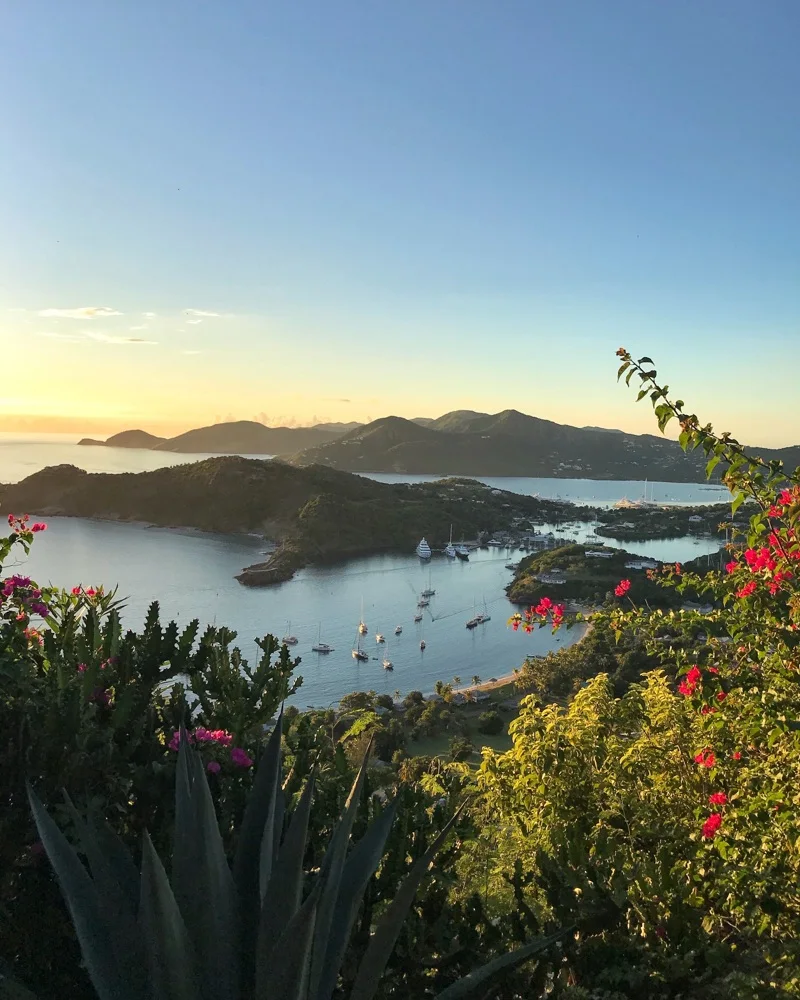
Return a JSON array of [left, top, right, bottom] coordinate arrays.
[[452, 675, 461, 691], [394, 689, 401, 702], [471, 674, 481, 688], [435, 680, 445, 696]]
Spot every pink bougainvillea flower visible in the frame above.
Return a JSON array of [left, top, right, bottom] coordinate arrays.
[[708, 792, 728, 806], [230, 747, 253, 768], [614, 579, 631, 598], [84, 587, 97, 597], [533, 597, 552, 616], [725, 561, 738, 574], [71, 586, 82, 595], [551, 603, 565, 625], [702, 813, 722, 839], [735, 581, 757, 598], [31, 522, 47, 533], [207, 760, 221, 775]]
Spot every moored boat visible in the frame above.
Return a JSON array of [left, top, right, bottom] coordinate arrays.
[[416, 537, 432, 559], [376, 633, 385, 643], [282, 621, 298, 645], [445, 524, 456, 559], [455, 545, 470, 561], [395, 625, 403, 634]]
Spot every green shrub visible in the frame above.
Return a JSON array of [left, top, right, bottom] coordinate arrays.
[[477, 711, 504, 736]]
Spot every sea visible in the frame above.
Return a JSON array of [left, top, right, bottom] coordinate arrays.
[[1, 433, 729, 707]]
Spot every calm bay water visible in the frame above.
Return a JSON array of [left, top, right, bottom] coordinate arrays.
[[16, 517, 722, 708], [2, 435, 726, 706]]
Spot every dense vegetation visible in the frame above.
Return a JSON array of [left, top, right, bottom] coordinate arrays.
[[289, 409, 800, 482], [4, 350, 800, 998], [0, 460, 573, 584]]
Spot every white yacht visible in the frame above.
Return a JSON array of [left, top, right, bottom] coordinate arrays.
[[376, 633, 385, 643], [445, 524, 456, 559], [416, 537, 432, 559], [395, 625, 403, 635], [382, 658, 393, 671], [455, 545, 470, 561], [312, 625, 334, 653]]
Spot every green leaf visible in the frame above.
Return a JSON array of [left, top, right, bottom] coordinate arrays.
[[314, 797, 399, 1000], [636, 389, 648, 402], [706, 455, 721, 479], [234, 709, 284, 906], [431, 930, 570, 1000], [172, 738, 238, 999], [732, 492, 745, 515], [255, 883, 321, 1000], [308, 741, 374, 1000], [349, 799, 471, 1000], [257, 771, 317, 985], [62, 795, 147, 999], [27, 785, 124, 1000], [140, 831, 200, 1000], [637, 356, 653, 365], [616, 361, 630, 380]]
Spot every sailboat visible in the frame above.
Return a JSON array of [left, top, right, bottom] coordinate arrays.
[[312, 624, 334, 653], [282, 621, 299, 645], [376, 633, 385, 643], [352, 630, 369, 662], [394, 625, 403, 635], [466, 598, 479, 629], [358, 598, 368, 635], [421, 565, 435, 598], [413, 612, 423, 623], [444, 524, 456, 559], [382, 642, 393, 670]]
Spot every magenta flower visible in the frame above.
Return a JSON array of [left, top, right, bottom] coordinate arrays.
[[230, 747, 253, 768], [207, 760, 221, 775]]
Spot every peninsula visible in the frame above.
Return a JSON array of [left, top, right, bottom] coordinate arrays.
[[0, 458, 580, 585]]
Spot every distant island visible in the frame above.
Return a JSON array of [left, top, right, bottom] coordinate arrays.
[[286, 410, 800, 482], [76, 410, 800, 482], [78, 420, 348, 455]]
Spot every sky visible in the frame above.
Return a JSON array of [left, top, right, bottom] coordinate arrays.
[[2, 1, 799, 444]]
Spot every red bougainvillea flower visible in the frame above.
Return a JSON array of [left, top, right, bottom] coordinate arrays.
[[702, 813, 722, 839], [71, 586, 82, 595], [701, 705, 716, 716], [614, 579, 632, 598], [779, 489, 795, 507], [735, 581, 757, 598], [768, 505, 782, 518], [678, 665, 702, 697], [725, 561, 738, 574], [674, 563, 682, 575], [694, 750, 716, 768], [533, 596, 553, 616], [84, 587, 97, 597], [709, 792, 728, 806], [551, 603, 565, 625], [30, 522, 47, 533], [716, 690, 727, 702], [732, 751, 742, 760]]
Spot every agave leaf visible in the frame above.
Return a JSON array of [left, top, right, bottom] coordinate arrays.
[[255, 882, 321, 1000], [308, 739, 373, 1000], [256, 770, 317, 983], [349, 799, 470, 1000], [172, 737, 238, 999], [62, 794, 147, 1000], [431, 929, 571, 1000], [233, 709, 284, 903], [233, 711, 284, 993], [92, 821, 141, 912], [314, 796, 399, 1000], [27, 785, 124, 1000], [140, 831, 201, 1000]]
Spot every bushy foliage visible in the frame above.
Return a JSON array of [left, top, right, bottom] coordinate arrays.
[[477, 711, 504, 736], [478, 351, 800, 996]]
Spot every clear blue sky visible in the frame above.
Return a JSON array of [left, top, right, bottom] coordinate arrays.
[[2, 1, 799, 444]]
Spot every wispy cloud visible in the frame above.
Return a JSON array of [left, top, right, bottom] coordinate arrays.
[[38, 330, 156, 346], [184, 308, 220, 318], [129, 325, 148, 331], [183, 350, 203, 355], [143, 312, 157, 319], [38, 306, 122, 320], [186, 319, 203, 325], [84, 331, 156, 345]]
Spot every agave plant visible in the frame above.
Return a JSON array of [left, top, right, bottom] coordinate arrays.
[[27, 711, 566, 1000]]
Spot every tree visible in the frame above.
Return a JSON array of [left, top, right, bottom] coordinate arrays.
[[449, 735, 474, 762], [476, 710, 503, 736], [471, 674, 482, 687], [452, 675, 462, 690]]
